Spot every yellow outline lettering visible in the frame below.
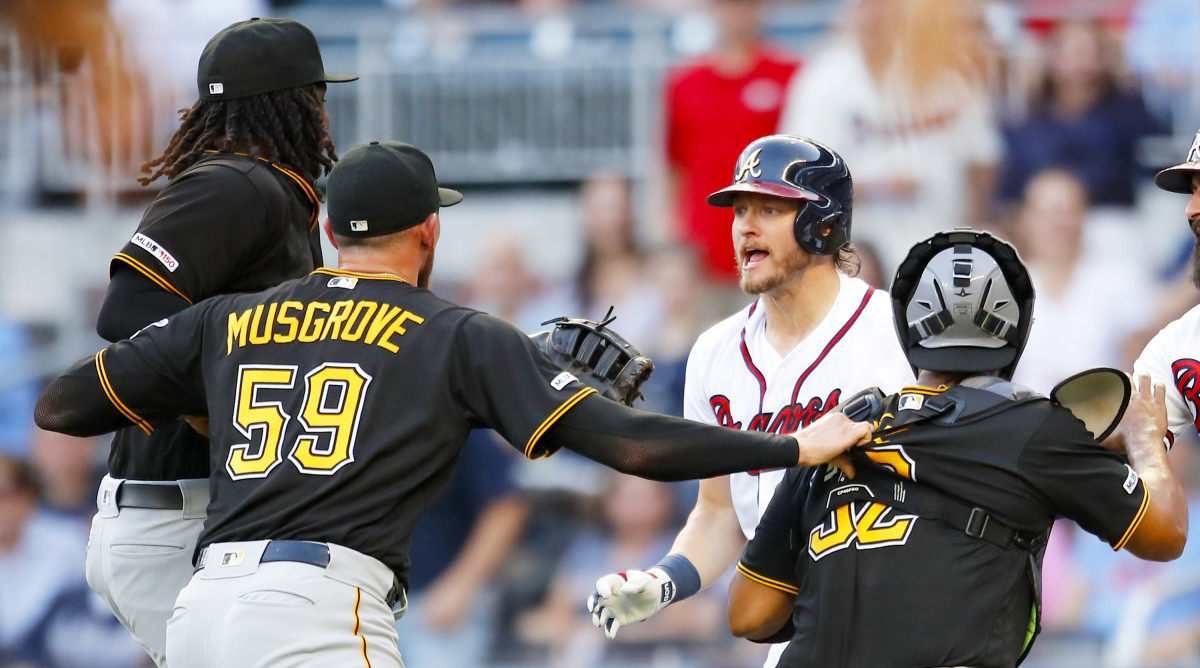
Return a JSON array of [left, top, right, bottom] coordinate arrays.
[[376, 310, 425, 353], [298, 302, 331, 342], [227, 309, 251, 354], [340, 301, 378, 342], [274, 301, 302, 343]]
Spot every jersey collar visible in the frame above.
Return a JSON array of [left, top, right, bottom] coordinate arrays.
[[313, 267, 409, 283]]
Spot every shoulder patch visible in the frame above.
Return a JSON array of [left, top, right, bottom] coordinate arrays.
[[1122, 464, 1139, 494], [550, 371, 577, 391], [898, 393, 924, 411], [328, 276, 358, 289], [131, 233, 180, 272]]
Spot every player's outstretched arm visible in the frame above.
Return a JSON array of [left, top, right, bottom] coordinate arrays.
[[1113, 374, 1188, 561], [35, 356, 139, 437], [586, 476, 746, 639], [550, 395, 872, 482]]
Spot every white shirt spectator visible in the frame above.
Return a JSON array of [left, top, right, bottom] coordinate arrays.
[[778, 37, 1001, 272]]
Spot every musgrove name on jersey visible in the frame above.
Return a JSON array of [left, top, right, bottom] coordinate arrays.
[[226, 300, 424, 354]]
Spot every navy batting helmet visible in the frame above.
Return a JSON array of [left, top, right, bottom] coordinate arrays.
[[890, 229, 1035, 380], [1154, 127, 1200, 195], [706, 135, 853, 256]]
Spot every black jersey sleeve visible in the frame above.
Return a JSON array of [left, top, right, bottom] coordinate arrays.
[[450, 313, 598, 459], [35, 307, 209, 438], [1018, 407, 1150, 550], [35, 355, 138, 437], [738, 466, 806, 595], [96, 265, 193, 342], [544, 394, 798, 481], [109, 164, 267, 304], [57, 307, 210, 436]]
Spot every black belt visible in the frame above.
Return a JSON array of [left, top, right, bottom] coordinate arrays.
[[116, 482, 184, 510], [196, 540, 401, 607]]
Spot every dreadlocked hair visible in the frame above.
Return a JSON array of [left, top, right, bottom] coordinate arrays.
[[138, 84, 336, 193]]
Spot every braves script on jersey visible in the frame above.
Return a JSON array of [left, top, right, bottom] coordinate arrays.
[[1134, 303, 1200, 447], [684, 274, 914, 538]]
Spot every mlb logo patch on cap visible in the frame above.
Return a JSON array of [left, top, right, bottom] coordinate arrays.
[[350, 220, 368, 232], [209, 83, 224, 95]]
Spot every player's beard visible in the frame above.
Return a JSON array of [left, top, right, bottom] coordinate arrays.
[[1191, 236, 1200, 289], [738, 244, 812, 295], [418, 247, 435, 289]]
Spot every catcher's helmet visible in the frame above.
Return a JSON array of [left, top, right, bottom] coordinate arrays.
[[890, 229, 1035, 380], [1154, 127, 1200, 194], [706, 135, 853, 256]]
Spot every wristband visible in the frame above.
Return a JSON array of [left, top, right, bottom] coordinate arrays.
[[655, 553, 701, 603]]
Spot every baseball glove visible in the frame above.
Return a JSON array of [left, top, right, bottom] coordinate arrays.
[[528, 308, 654, 406]]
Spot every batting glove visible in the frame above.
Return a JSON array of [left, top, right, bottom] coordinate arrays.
[[586, 568, 675, 639]]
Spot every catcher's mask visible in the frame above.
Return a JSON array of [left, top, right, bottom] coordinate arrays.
[[706, 134, 853, 256], [890, 229, 1035, 380]]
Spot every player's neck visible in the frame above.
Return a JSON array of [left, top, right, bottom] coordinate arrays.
[[337, 249, 422, 286], [759, 265, 841, 356]]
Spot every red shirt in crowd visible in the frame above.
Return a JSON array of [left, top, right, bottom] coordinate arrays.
[[666, 46, 800, 283]]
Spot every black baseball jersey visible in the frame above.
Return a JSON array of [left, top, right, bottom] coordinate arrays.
[[738, 384, 1150, 668], [107, 152, 323, 481], [88, 269, 601, 587]]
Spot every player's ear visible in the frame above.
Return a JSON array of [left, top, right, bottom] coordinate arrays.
[[322, 217, 339, 249], [418, 212, 440, 248]]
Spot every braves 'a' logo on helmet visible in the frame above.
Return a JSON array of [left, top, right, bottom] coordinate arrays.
[[1171, 358, 1200, 431], [736, 148, 764, 182], [1187, 132, 1200, 164]]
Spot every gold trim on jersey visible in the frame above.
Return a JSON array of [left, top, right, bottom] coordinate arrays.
[[898, 386, 945, 396], [95, 350, 153, 434], [1113, 484, 1151, 552], [352, 587, 373, 667], [111, 253, 193, 305], [314, 268, 409, 283], [203, 150, 320, 231], [735, 562, 799, 595], [524, 387, 596, 459]]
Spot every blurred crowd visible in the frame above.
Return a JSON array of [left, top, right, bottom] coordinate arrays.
[[4, 0, 1200, 666]]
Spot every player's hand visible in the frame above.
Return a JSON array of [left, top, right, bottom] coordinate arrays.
[[1108, 373, 1168, 453], [791, 411, 873, 478], [586, 568, 674, 639]]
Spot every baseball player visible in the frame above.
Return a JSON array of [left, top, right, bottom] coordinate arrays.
[[34, 140, 876, 668], [1134, 127, 1200, 447], [586, 135, 914, 666], [727, 229, 1187, 667], [85, 17, 355, 667]]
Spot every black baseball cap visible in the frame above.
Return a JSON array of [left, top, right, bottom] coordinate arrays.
[[327, 141, 463, 237], [197, 17, 357, 101]]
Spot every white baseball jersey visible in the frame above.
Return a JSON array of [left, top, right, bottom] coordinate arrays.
[[1133, 303, 1200, 447], [684, 273, 916, 539]]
